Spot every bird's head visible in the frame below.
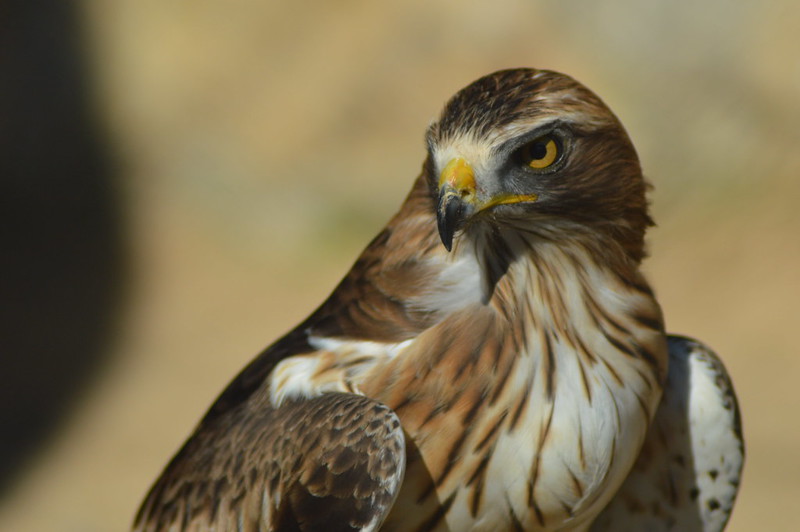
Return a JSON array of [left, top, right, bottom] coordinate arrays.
[[425, 68, 652, 262]]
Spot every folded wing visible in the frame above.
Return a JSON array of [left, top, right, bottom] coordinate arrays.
[[134, 391, 406, 532], [591, 335, 744, 531]]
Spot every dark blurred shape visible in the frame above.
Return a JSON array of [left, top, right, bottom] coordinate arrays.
[[0, 0, 125, 493]]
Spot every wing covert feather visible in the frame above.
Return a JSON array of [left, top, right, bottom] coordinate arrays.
[[591, 335, 744, 531], [134, 393, 406, 532]]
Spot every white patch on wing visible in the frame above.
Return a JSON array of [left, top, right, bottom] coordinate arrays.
[[269, 355, 328, 406], [683, 340, 744, 529], [590, 337, 743, 531], [268, 338, 414, 407], [307, 336, 414, 359]]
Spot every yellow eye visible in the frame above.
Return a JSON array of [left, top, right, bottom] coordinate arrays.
[[521, 136, 559, 169]]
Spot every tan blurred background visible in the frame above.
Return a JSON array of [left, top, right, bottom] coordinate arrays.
[[1, 1, 798, 530]]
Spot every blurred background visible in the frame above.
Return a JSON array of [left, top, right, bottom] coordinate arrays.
[[1, 1, 797, 530]]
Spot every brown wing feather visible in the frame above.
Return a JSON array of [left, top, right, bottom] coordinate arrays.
[[134, 392, 405, 532]]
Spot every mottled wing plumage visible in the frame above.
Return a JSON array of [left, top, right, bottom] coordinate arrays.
[[591, 335, 744, 531], [134, 392, 405, 532], [134, 68, 743, 532]]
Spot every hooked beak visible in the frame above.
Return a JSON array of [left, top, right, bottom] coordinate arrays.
[[436, 158, 476, 252], [436, 157, 539, 251]]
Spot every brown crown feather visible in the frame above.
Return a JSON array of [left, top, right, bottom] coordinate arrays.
[[428, 68, 653, 263]]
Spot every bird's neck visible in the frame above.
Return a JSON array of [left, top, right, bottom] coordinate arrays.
[[432, 221, 670, 396], [358, 216, 670, 391], [442, 218, 651, 319]]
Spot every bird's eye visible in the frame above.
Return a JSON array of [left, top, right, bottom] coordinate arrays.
[[519, 135, 559, 169]]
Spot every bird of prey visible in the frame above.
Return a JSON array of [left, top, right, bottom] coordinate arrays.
[[133, 68, 744, 531]]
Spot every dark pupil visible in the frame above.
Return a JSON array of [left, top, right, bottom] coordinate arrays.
[[529, 141, 547, 160]]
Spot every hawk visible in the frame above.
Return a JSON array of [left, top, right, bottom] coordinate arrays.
[[134, 69, 744, 531]]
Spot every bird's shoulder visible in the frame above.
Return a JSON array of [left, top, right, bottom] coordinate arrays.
[[591, 334, 744, 532]]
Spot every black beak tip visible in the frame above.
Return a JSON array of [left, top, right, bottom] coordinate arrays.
[[437, 219, 454, 252], [437, 195, 462, 252]]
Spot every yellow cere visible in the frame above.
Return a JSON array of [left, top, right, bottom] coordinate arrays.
[[439, 157, 476, 193], [528, 137, 558, 169]]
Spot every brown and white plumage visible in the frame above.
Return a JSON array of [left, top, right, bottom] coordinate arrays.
[[591, 336, 744, 531], [134, 69, 743, 531]]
